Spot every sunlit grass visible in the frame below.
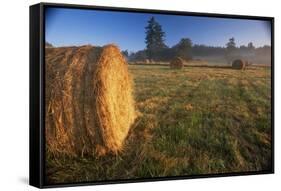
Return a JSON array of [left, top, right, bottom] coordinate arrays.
[[46, 65, 272, 184]]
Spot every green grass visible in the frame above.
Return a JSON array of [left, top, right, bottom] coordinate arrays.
[[46, 65, 272, 184]]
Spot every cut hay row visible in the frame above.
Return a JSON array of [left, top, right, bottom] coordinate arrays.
[[46, 45, 136, 156]]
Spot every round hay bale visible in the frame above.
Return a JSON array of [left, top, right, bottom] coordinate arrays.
[[46, 45, 136, 156], [232, 59, 246, 70], [170, 57, 184, 69], [144, 59, 150, 64]]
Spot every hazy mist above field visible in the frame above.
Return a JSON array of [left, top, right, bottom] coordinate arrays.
[[45, 7, 271, 52]]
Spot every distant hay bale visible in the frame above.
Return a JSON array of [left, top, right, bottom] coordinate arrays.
[[170, 57, 184, 69], [45, 44, 136, 156], [144, 59, 150, 64], [232, 59, 246, 70], [150, 59, 155, 64]]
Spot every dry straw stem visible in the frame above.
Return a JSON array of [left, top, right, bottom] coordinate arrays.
[[170, 57, 184, 69], [232, 59, 246, 70], [46, 44, 136, 156]]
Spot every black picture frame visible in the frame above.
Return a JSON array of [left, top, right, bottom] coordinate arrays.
[[30, 2, 275, 189]]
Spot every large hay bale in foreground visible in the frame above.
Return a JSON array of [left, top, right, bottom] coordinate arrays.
[[45, 45, 136, 156], [170, 57, 184, 69], [232, 59, 246, 70]]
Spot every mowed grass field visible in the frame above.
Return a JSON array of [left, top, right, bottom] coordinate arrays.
[[46, 64, 272, 184]]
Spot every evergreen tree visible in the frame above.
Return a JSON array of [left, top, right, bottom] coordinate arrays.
[[121, 50, 129, 58], [226, 37, 236, 51], [247, 42, 255, 52], [145, 17, 167, 60], [173, 38, 193, 60], [225, 37, 236, 63]]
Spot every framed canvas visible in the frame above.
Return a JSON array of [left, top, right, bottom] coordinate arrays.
[[30, 2, 274, 188]]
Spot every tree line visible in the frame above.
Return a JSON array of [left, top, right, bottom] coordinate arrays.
[[125, 17, 271, 63]]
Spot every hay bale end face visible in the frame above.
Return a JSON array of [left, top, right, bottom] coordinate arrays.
[[46, 44, 136, 156], [232, 59, 246, 70], [170, 57, 184, 69]]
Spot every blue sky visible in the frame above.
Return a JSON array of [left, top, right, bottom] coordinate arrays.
[[45, 7, 271, 52]]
